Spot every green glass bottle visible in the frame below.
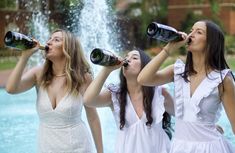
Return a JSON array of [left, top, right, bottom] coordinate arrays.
[[146, 22, 183, 42], [90, 48, 128, 67], [4, 31, 45, 50]]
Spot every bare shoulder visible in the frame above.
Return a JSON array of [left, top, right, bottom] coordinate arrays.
[[223, 74, 235, 89], [224, 73, 234, 82], [26, 65, 44, 86], [84, 72, 93, 83], [22, 65, 43, 78], [161, 86, 171, 95], [161, 87, 173, 102], [81, 72, 93, 95], [219, 73, 235, 93], [31, 65, 44, 78]]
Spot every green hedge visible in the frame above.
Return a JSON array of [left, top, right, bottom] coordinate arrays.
[[225, 35, 235, 55]]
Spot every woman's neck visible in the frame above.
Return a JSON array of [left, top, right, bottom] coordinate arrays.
[[52, 59, 66, 76], [192, 52, 206, 73], [126, 78, 142, 95]]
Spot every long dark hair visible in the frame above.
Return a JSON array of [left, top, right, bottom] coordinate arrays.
[[182, 20, 235, 87], [118, 49, 171, 137]]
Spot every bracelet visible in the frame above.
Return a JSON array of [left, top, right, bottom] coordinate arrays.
[[162, 47, 170, 56]]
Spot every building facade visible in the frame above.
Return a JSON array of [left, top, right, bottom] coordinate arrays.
[[0, 0, 65, 49], [168, 0, 235, 34], [1, 0, 235, 49]]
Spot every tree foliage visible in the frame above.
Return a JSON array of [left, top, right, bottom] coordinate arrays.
[[123, 0, 168, 39]]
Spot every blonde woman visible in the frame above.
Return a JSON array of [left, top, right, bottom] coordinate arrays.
[[6, 29, 103, 153]]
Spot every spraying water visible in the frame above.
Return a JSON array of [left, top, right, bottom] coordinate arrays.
[[77, 0, 123, 81], [29, 11, 50, 66], [79, 0, 120, 51], [19, 0, 50, 66], [2, 1, 121, 152], [76, 1, 122, 152]]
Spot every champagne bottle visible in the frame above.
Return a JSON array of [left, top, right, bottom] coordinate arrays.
[[90, 48, 128, 67], [146, 22, 183, 42], [4, 31, 45, 50]]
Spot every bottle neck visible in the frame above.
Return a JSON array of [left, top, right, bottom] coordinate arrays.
[[39, 45, 45, 50]]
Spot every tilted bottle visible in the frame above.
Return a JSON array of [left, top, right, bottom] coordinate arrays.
[[4, 31, 45, 50], [146, 22, 183, 42], [90, 48, 128, 67]]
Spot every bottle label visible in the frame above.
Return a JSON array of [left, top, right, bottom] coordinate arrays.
[[149, 22, 181, 42], [157, 23, 177, 33], [100, 50, 119, 66], [90, 48, 120, 66], [4, 31, 35, 50], [14, 32, 23, 41]]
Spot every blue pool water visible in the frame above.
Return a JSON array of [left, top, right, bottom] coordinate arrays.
[[0, 88, 117, 153], [0, 87, 235, 153]]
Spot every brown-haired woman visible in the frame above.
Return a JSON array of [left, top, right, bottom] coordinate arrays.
[[138, 20, 235, 153]]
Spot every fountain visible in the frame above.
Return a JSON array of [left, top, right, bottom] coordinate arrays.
[[77, 0, 123, 81], [29, 11, 50, 66], [1, 0, 120, 152], [25, 0, 50, 66], [77, 0, 122, 152], [1, 0, 235, 153]]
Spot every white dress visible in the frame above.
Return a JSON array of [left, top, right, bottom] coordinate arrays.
[[170, 59, 235, 153], [108, 84, 170, 153], [36, 87, 93, 153]]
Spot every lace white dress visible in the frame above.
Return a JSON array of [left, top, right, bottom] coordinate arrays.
[[36, 87, 93, 153], [170, 59, 235, 153], [108, 84, 170, 153]]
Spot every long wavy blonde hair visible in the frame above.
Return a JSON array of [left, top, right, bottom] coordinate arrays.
[[39, 29, 91, 95]]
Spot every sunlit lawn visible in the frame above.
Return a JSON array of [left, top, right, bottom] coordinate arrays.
[[0, 58, 18, 70]]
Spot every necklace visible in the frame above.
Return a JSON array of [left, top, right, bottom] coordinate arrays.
[[54, 73, 66, 77]]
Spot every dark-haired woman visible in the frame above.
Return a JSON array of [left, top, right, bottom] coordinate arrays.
[[83, 49, 174, 153], [138, 20, 235, 153]]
